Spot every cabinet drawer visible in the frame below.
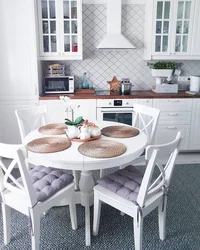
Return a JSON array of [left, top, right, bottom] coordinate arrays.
[[155, 125, 190, 150], [158, 111, 192, 125], [153, 99, 192, 111]]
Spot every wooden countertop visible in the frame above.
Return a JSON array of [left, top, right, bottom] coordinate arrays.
[[39, 90, 200, 100]]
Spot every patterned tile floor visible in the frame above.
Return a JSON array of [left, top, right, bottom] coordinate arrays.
[[0, 164, 200, 249]]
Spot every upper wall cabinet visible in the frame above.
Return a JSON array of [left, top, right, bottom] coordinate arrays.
[[144, 0, 200, 60], [37, 0, 83, 60], [191, 0, 200, 55]]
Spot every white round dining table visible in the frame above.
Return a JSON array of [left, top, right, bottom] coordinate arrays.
[[24, 121, 147, 246]]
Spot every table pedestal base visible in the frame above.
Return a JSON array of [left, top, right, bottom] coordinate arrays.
[[59, 170, 95, 246], [79, 170, 95, 246]]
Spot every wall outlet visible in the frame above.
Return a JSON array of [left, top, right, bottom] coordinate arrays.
[[178, 76, 191, 82]]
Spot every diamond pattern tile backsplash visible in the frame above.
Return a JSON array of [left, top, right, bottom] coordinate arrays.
[[42, 4, 200, 90]]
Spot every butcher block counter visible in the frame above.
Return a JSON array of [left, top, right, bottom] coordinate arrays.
[[39, 90, 200, 100]]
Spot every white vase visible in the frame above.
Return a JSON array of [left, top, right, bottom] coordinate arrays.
[[66, 126, 80, 138]]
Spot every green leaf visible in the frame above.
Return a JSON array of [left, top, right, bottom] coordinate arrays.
[[152, 61, 176, 70], [65, 121, 73, 126], [74, 116, 84, 124], [65, 116, 84, 126], [65, 118, 72, 123]]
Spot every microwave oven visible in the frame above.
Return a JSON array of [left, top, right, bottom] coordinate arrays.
[[44, 76, 74, 94]]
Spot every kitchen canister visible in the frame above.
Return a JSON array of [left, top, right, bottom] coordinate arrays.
[[190, 75, 200, 93]]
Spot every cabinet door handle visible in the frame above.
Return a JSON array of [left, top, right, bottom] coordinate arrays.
[[168, 100, 179, 102], [34, 84, 37, 95], [167, 113, 178, 116], [166, 126, 177, 129]]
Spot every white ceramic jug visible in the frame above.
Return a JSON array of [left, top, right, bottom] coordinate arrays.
[[78, 126, 91, 140], [66, 126, 80, 138], [90, 126, 101, 137]]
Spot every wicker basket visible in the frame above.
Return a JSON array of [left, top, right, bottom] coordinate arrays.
[[47, 65, 65, 77]]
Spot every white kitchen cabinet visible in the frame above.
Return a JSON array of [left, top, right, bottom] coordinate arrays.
[[144, 0, 199, 60], [37, 0, 83, 60], [153, 98, 192, 150], [155, 124, 190, 150], [0, 100, 38, 144], [158, 111, 192, 125], [153, 98, 192, 111], [191, 0, 200, 56], [0, 0, 40, 143], [40, 100, 66, 123], [189, 99, 200, 150], [40, 99, 96, 124], [40, 97, 200, 151], [68, 99, 96, 122], [0, 0, 40, 101], [138, 99, 153, 107]]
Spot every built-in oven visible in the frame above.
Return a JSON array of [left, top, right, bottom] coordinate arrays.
[[96, 99, 135, 126]]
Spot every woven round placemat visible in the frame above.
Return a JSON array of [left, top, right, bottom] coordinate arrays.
[[27, 137, 71, 153], [38, 123, 67, 135], [101, 126, 139, 138], [78, 140, 126, 158]]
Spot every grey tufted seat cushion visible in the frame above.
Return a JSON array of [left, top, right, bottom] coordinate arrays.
[[97, 165, 144, 202], [17, 165, 73, 202]]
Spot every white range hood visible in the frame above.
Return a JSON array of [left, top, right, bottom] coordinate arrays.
[[97, 0, 136, 49]]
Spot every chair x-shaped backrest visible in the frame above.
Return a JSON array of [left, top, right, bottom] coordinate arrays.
[[15, 105, 47, 143], [136, 131, 182, 208], [132, 104, 160, 145], [0, 143, 37, 208]]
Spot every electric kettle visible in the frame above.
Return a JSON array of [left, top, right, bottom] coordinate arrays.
[[190, 76, 200, 93]]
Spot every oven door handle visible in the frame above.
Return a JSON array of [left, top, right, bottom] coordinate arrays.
[[100, 108, 134, 113]]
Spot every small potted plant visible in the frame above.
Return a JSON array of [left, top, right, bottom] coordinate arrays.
[[60, 95, 85, 138], [151, 61, 176, 83], [59, 96, 84, 126]]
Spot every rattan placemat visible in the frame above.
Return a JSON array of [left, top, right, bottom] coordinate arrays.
[[78, 140, 126, 158], [38, 123, 67, 135], [27, 137, 71, 153], [101, 126, 139, 138]]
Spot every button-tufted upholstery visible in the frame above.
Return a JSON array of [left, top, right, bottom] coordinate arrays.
[[97, 165, 144, 202], [17, 165, 74, 202]]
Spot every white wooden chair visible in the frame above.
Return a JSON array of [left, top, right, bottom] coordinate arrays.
[[15, 105, 47, 142], [133, 104, 160, 145], [0, 143, 77, 250], [100, 104, 160, 178], [15, 105, 78, 189], [93, 132, 181, 250]]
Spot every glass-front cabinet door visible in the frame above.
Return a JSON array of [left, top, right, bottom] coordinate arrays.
[[60, 0, 81, 56], [38, 0, 82, 60], [153, 0, 172, 55], [152, 0, 196, 57], [172, 0, 195, 54], [39, 0, 59, 55]]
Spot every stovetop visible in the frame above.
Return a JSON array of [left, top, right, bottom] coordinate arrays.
[[95, 90, 138, 96]]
